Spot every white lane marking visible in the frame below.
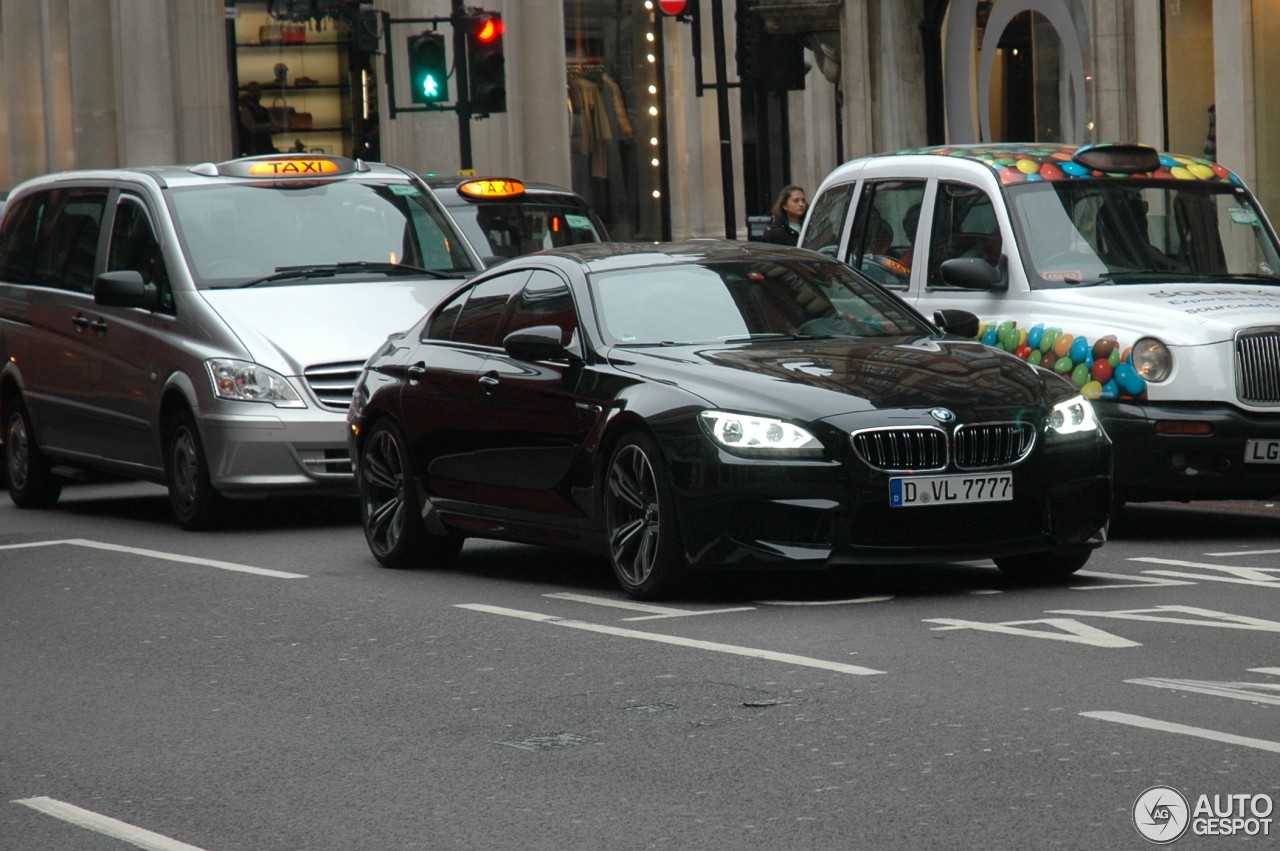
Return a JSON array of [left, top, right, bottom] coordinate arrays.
[[924, 617, 1140, 647], [456, 604, 885, 675], [1205, 548, 1280, 557], [0, 538, 305, 579], [1071, 570, 1196, 590], [755, 596, 894, 606], [1131, 557, 1280, 587], [542, 592, 755, 620], [1250, 667, 1280, 676], [1049, 605, 1280, 632], [1126, 677, 1280, 705], [1080, 711, 1280, 754], [13, 796, 209, 850]]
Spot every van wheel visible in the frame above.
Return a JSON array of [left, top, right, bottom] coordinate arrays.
[[994, 548, 1091, 582], [4, 395, 63, 508], [165, 408, 226, 530]]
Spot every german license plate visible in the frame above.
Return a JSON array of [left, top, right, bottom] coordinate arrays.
[[1244, 439, 1280, 464], [889, 472, 1014, 508]]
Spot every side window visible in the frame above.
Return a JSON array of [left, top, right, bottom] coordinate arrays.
[[502, 269, 578, 350], [927, 181, 1003, 287], [449, 270, 530, 346], [16, 189, 108, 293], [424, 286, 468, 341], [107, 196, 174, 313], [798, 182, 855, 257], [844, 179, 926, 288], [0, 194, 43, 284]]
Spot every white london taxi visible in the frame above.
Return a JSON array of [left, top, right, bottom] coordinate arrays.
[[801, 142, 1280, 504]]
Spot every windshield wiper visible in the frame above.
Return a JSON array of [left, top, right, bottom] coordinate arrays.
[[718, 332, 834, 343], [238, 261, 457, 287]]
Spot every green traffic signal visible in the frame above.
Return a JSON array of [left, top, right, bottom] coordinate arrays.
[[407, 31, 448, 104]]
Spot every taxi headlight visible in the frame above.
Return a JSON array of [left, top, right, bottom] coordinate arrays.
[[1047, 394, 1099, 439], [699, 410, 822, 456], [1130, 337, 1172, 382], [206, 359, 305, 408]]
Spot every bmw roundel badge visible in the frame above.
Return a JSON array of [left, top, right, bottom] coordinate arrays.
[[930, 407, 956, 423]]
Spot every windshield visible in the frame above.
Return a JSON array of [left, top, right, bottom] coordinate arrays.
[[168, 180, 478, 288], [448, 200, 606, 264], [592, 258, 931, 345], [1008, 179, 1280, 288]]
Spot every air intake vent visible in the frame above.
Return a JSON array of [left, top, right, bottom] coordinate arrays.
[[954, 422, 1036, 469], [1237, 328, 1280, 405], [304, 361, 365, 412], [850, 427, 947, 472]]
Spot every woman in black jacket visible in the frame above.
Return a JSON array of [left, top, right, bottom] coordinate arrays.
[[760, 185, 808, 245]]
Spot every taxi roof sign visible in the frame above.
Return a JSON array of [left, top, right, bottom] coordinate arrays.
[[213, 154, 357, 179], [457, 177, 526, 200]]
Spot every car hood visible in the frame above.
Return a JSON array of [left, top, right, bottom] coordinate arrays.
[[608, 336, 1048, 419], [201, 279, 461, 374], [1027, 282, 1280, 346]]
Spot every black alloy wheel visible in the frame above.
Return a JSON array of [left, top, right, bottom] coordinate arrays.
[[359, 419, 461, 569], [165, 407, 227, 530], [3, 394, 63, 508], [604, 432, 684, 599]]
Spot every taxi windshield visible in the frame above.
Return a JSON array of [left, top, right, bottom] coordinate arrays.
[[1008, 179, 1280, 289], [168, 180, 479, 287], [592, 259, 929, 345], [449, 201, 606, 263]]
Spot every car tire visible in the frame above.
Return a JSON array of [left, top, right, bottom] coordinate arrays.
[[165, 407, 227, 530], [359, 419, 462, 569], [4, 394, 63, 509], [994, 548, 1091, 581], [603, 431, 685, 600]]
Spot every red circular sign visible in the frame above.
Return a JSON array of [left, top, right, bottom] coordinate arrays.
[[657, 0, 687, 15]]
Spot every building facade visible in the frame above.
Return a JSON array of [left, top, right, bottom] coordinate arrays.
[[0, 1, 1274, 240]]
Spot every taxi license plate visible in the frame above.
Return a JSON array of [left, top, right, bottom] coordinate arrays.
[[1244, 439, 1280, 464], [890, 472, 1013, 508]]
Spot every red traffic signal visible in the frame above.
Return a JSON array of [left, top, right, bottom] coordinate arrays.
[[658, 0, 688, 14], [474, 13, 504, 44]]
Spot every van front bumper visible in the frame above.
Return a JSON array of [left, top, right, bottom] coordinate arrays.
[[199, 408, 355, 497]]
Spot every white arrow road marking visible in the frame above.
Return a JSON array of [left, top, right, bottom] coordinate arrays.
[[1130, 557, 1280, 587], [1049, 605, 1280, 632], [755, 596, 895, 606], [1204, 548, 1280, 557], [1071, 570, 1196, 590], [923, 617, 1140, 647], [13, 797, 209, 850], [1250, 667, 1280, 676], [1080, 711, 1280, 754], [457, 604, 885, 675], [0, 538, 305, 578], [1126, 677, 1280, 705], [542, 592, 755, 620]]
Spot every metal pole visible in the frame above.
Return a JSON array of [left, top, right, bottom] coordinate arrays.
[[709, 1, 736, 240], [453, 0, 472, 170]]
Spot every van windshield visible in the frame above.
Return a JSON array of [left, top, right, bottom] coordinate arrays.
[[1007, 179, 1280, 289], [168, 180, 479, 288]]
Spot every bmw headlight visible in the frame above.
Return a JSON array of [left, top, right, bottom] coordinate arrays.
[[1046, 394, 1099, 439], [1130, 337, 1172, 382], [699, 410, 822, 455], [206, 359, 305, 408]]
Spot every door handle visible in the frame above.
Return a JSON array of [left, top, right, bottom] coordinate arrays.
[[478, 373, 500, 388], [89, 318, 108, 333], [71, 314, 90, 330], [406, 363, 427, 384]]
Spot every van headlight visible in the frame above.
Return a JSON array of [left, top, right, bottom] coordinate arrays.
[[206, 359, 305, 408], [699, 410, 822, 456], [1046, 394, 1099, 439], [1130, 337, 1172, 382]]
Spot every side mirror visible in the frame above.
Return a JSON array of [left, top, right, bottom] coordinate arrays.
[[933, 309, 980, 339], [94, 270, 158, 310], [503, 324, 570, 362], [939, 256, 1007, 291]]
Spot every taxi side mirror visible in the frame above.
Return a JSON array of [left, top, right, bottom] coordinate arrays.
[[940, 256, 1007, 291], [94, 270, 159, 310]]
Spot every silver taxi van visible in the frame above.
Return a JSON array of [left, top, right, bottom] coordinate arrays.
[[802, 142, 1280, 505], [0, 153, 482, 528]]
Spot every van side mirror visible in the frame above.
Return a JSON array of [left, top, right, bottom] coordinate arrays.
[[94, 270, 158, 310], [932, 309, 980, 339], [939, 256, 1007, 291]]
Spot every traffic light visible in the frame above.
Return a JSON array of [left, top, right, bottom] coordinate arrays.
[[407, 31, 448, 105], [466, 12, 506, 115], [736, 4, 806, 92]]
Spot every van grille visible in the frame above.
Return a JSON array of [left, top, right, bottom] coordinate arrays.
[[1237, 328, 1280, 405], [851, 422, 1035, 472], [304, 361, 365, 412]]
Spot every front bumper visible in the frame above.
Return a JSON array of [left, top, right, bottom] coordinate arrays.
[[199, 406, 355, 497], [1100, 400, 1280, 502]]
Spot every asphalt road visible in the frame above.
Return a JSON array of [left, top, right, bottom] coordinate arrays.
[[2, 482, 1278, 850]]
